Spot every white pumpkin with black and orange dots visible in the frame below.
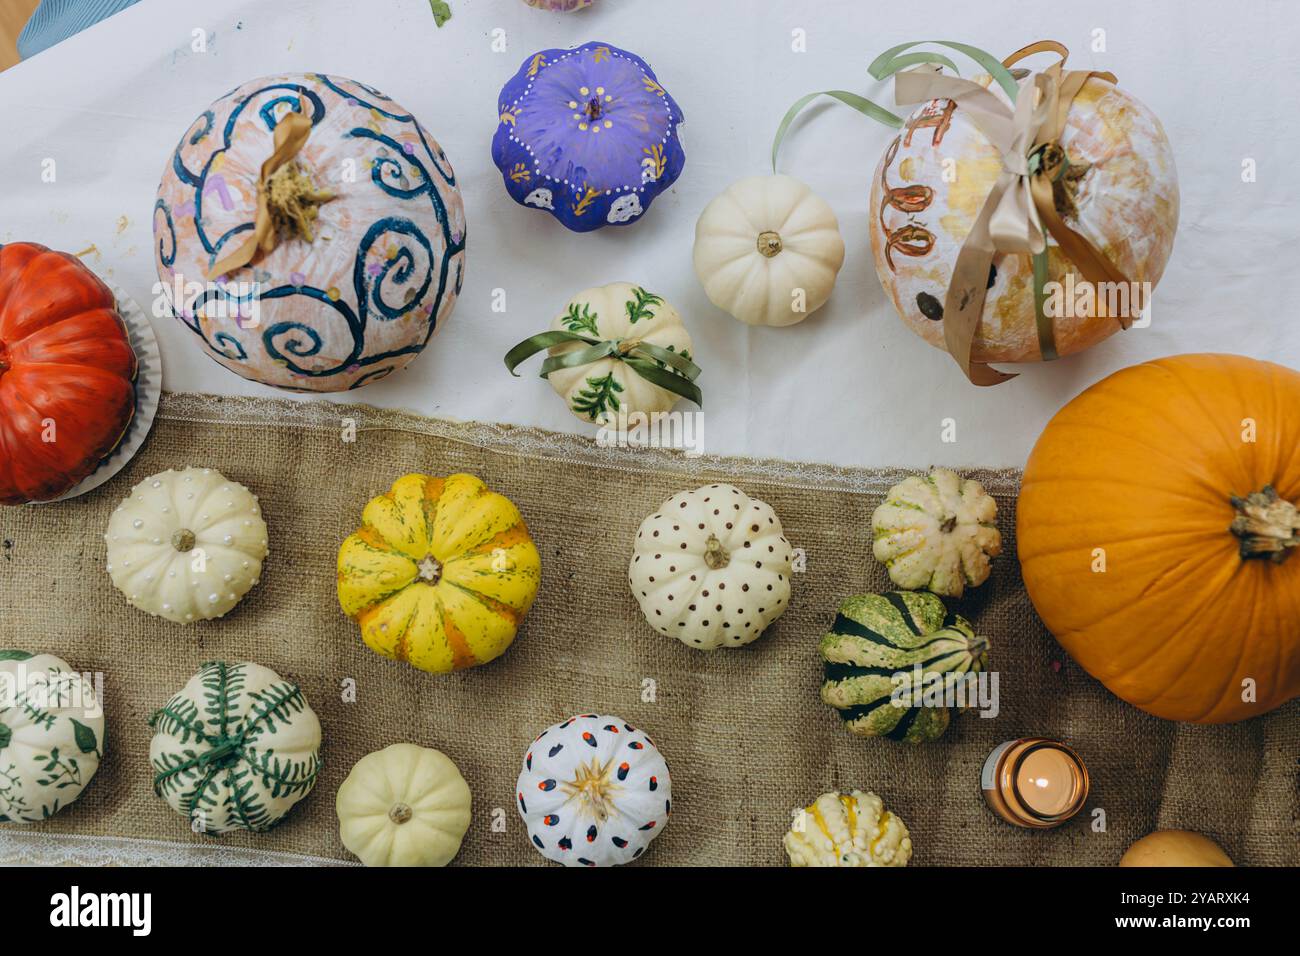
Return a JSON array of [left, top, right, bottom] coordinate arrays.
[[516, 714, 671, 867]]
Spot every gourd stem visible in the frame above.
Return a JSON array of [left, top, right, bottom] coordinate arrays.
[[703, 534, 730, 570], [1230, 485, 1299, 562], [389, 803, 413, 825], [266, 161, 335, 243], [417, 555, 443, 584], [172, 529, 196, 553], [757, 230, 783, 258]]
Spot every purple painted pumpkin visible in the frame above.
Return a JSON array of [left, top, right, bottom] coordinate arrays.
[[492, 42, 685, 232]]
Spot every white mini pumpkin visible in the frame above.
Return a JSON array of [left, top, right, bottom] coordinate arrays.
[[0, 650, 104, 823], [336, 743, 472, 867], [517, 714, 671, 867], [693, 174, 845, 327], [105, 467, 269, 623], [871, 467, 1001, 597], [629, 484, 794, 649], [784, 790, 912, 867], [149, 661, 321, 834], [544, 282, 695, 424]]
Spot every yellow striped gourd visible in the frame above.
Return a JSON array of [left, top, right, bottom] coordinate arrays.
[[337, 474, 541, 673]]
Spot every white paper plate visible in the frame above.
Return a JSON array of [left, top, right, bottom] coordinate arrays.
[[36, 281, 163, 504]]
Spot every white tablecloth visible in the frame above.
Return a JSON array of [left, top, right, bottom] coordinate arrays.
[[2, 0, 1296, 467]]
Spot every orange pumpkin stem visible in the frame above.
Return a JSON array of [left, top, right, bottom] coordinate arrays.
[[1230, 485, 1299, 562]]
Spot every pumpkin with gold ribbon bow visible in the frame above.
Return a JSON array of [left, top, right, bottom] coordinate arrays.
[[775, 41, 1179, 384]]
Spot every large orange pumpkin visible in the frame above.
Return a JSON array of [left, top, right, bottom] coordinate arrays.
[[0, 243, 137, 504], [1019, 353, 1300, 723]]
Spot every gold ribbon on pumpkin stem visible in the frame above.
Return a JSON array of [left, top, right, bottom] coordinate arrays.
[[890, 41, 1136, 385], [206, 106, 334, 280]]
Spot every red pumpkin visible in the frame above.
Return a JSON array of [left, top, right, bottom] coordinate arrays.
[[0, 243, 137, 504]]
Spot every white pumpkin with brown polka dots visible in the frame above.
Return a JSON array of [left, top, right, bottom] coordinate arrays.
[[629, 484, 793, 649]]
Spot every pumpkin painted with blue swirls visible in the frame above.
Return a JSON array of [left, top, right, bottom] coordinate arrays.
[[492, 42, 685, 232], [153, 73, 466, 391]]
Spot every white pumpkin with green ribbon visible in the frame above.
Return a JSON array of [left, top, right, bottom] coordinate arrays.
[[871, 467, 1001, 597], [149, 660, 321, 834], [0, 650, 104, 823], [505, 282, 701, 425]]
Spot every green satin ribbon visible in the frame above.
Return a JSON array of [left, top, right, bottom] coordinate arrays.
[[771, 39, 1068, 367], [1026, 143, 1071, 362], [504, 330, 703, 408], [771, 91, 902, 171]]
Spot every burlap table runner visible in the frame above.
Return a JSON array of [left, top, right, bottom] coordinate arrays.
[[0, 392, 1295, 866]]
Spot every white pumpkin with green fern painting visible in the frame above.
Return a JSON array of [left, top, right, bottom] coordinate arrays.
[[0, 650, 105, 823], [149, 660, 321, 834], [544, 282, 695, 424]]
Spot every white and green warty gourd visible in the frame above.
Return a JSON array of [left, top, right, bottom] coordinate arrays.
[[517, 714, 671, 867], [0, 650, 104, 823], [871, 467, 1001, 597], [506, 282, 701, 425], [784, 790, 912, 867], [106, 467, 269, 623], [149, 661, 321, 834], [693, 174, 846, 326], [629, 484, 794, 649], [821, 591, 989, 743], [336, 743, 472, 867]]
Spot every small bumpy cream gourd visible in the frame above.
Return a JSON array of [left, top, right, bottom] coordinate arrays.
[[784, 790, 912, 867], [105, 467, 268, 623], [336, 743, 472, 867], [871, 467, 1000, 597], [629, 484, 793, 649]]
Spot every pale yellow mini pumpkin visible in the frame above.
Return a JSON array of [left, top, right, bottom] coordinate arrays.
[[693, 174, 845, 326], [336, 743, 472, 867], [784, 790, 912, 867]]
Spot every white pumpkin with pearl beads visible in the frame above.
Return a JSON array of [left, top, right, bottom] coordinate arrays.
[[105, 467, 268, 623], [628, 484, 794, 649]]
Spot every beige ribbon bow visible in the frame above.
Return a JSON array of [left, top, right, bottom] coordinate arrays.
[[893, 42, 1127, 385]]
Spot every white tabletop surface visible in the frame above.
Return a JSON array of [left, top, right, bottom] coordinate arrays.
[[1, 0, 1296, 468]]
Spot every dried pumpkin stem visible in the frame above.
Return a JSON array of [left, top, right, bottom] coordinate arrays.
[[266, 160, 335, 243], [565, 758, 615, 822], [389, 803, 413, 824], [1230, 485, 1299, 562], [757, 230, 783, 258], [171, 529, 196, 553], [703, 534, 730, 570]]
